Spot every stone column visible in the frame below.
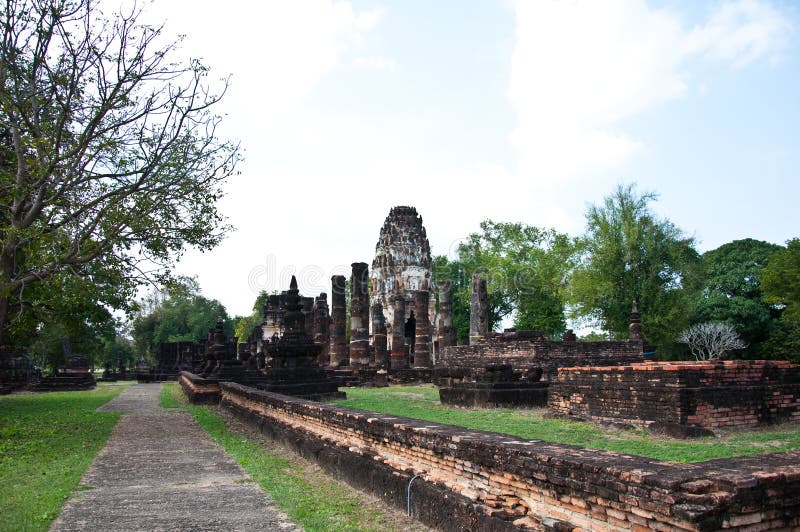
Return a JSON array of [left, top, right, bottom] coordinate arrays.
[[301, 296, 315, 338], [437, 280, 456, 349], [371, 302, 388, 368], [349, 262, 370, 368], [313, 293, 330, 366], [469, 273, 488, 345], [629, 301, 644, 341], [413, 290, 432, 368], [329, 275, 348, 367], [389, 295, 408, 369]]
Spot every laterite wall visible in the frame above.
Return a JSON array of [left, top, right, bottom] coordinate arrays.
[[548, 361, 800, 429], [436, 337, 643, 381], [220, 382, 800, 531]]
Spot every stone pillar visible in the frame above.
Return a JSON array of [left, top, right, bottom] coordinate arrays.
[[350, 262, 370, 368], [629, 300, 643, 341], [371, 302, 388, 368], [329, 275, 348, 367], [469, 273, 488, 345], [313, 293, 330, 366], [437, 280, 456, 349], [390, 295, 408, 369], [262, 295, 283, 340], [301, 296, 315, 338], [413, 290, 432, 368]]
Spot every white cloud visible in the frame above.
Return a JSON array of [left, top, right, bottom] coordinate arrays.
[[508, 0, 793, 185], [686, 0, 792, 67], [139, 0, 386, 121]]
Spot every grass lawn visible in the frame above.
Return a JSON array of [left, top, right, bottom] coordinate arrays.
[[161, 383, 422, 532], [0, 382, 131, 532], [331, 384, 800, 463]]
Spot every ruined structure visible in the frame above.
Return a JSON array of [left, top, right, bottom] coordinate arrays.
[[629, 300, 643, 341], [301, 296, 315, 339], [312, 293, 330, 366], [258, 276, 344, 399], [0, 348, 38, 393], [436, 329, 644, 383], [371, 303, 388, 367], [413, 290, 432, 367], [32, 354, 95, 391], [370, 206, 435, 367], [389, 295, 407, 369], [222, 381, 800, 531], [435, 280, 456, 351], [549, 360, 800, 433], [262, 294, 284, 341], [349, 262, 370, 368], [469, 273, 488, 345], [329, 275, 348, 367]]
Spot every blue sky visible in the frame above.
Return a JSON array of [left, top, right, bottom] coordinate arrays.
[[134, 0, 800, 317]]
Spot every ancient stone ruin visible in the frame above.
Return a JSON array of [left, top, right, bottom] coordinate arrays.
[[33, 354, 95, 391], [167, 204, 800, 530], [370, 206, 435, 369], [549, 359, 800, 435], [180, 276, 343, 403]]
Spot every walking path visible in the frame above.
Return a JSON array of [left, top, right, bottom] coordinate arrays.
[[50, 383, 298, 531]]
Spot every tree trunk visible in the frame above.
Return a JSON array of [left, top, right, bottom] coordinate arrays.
[[0, 253, 15, 348]]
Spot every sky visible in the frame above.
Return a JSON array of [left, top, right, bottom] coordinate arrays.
[[133, 0, 799, 317]]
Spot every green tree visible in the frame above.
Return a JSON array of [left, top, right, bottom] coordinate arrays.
[[433, 221, 575, 341], [760, 238, 800, 361], [131, 278, 232, 360], [691, 239, 781, 357], [233, 291, 270, 343], [569, 184, 701, 354], [0, 0, 240, 346], [456, 221, 574, 337]]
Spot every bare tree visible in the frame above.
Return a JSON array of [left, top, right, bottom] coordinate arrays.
[[0, 0, 241, 345], [677, 322, 746, 360]]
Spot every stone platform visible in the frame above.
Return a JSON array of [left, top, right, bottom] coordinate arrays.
[[549, 360, 800, 430]]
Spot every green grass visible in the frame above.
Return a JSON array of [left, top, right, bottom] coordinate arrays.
[[0, 383, 130, 532], [331, 385, 800, 463], [162, 383, 408, 532], [160, 379, 186, 408]]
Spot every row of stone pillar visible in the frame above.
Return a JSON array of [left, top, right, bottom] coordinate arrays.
[[324, 266, 488, 368]]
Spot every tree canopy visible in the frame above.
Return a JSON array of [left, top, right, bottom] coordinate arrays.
[[0, 0, 240, 346], [760, 238, 800, 362], [568, 184, 701, 353], [434, 220, 574, 341], [131, 278, 232, 360], [690, 238, 781, 357]]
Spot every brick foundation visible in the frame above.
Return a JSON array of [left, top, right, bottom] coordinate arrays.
[[179, 371, 221, 404], [436, 332, 642, 381], [220, 382, 800, 531], [548, 361, 800, 429]]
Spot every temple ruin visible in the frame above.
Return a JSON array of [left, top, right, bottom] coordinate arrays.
[[370, 206, 435, 368]]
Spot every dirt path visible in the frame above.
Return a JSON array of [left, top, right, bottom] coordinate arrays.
[[50, 383, 298, 531]]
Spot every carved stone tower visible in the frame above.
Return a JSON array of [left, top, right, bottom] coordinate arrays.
[[370, 206, 434, 366]]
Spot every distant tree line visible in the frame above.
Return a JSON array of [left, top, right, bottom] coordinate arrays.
[[434, 184, 799, 362]]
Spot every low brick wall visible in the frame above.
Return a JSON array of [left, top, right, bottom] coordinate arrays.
[[549, 361, 800, 429], [220, 382, 800, 531], [437, 336, 642, 381], [179, 371, 221, 404]]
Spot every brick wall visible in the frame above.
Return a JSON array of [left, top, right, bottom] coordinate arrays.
[[437, 335, 643, 381], [220, 381, 800, 531], [179, 371, 221, 404], [549, 361, 800, 429]]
